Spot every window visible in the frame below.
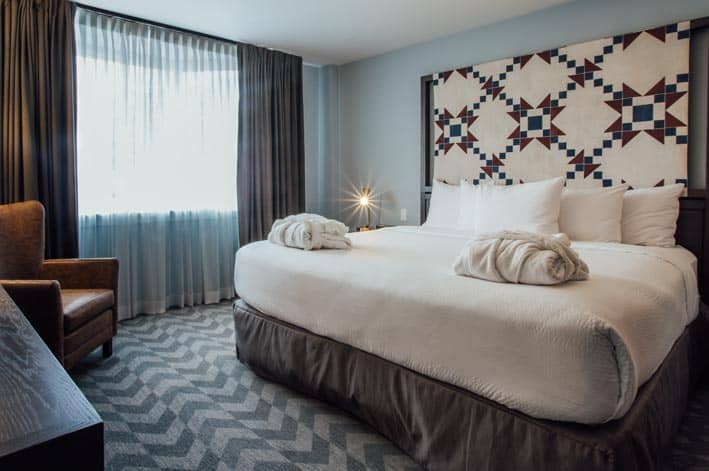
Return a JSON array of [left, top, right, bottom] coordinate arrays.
[[74, 9, 239, 319], [75, 10, 238, 215]]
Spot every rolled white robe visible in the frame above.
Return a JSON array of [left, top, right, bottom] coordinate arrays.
[[268, 213, 351, 250], [453, 231, 589, 285]]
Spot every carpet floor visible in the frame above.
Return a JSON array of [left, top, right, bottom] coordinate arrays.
[[71, 302, 709, 471]]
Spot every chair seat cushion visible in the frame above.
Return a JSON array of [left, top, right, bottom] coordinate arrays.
[[62, 289, 114, 332]]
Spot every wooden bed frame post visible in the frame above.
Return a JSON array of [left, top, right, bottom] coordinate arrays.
[[420, 74, 434, 224], [700, 17, 709, 301]]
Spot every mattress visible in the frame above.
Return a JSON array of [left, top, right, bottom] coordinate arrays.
[[233, 226, 699, 424]]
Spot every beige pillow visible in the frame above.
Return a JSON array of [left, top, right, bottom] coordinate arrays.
[[456, 180, 480, 231], [621, 184, 684, 247], [423, 179, 460, 229], [559, 185, 628, 242], [458, 177, 564, 234]]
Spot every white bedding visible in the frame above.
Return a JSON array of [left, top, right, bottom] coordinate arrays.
[[233, 226, 699, 424]]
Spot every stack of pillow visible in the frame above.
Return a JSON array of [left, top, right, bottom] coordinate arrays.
[[424, 177, 685, 247]]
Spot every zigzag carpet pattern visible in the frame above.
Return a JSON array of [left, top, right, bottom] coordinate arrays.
[[71, 302, 421, 471], [71, 302, 709, 470]]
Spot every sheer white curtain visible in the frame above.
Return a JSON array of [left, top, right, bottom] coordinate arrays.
[[75, 9, 239, 320]]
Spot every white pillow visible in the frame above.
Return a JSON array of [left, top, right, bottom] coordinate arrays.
[[423, 179, 460, 229], [458, 177, 564, 234], [456, 180, 480, 231], [621, 184, 684, 247], [559, 185, 628, 242]]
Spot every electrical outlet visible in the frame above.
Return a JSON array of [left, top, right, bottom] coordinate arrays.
[[400, 208, 407, 222]]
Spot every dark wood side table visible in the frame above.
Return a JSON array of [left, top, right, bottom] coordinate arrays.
[[0, 285, 103, 469]]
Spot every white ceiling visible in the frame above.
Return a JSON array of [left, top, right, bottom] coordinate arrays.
[[74, 0, 571, 65]]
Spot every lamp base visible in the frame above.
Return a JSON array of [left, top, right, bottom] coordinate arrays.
[[357, 226, 371, 232]]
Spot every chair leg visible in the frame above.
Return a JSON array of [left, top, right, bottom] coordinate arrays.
[[102, 339, 113, 358]]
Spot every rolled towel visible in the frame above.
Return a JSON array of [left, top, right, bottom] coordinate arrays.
[[453, 231, 589, 285], [268, 213, 351, 250]]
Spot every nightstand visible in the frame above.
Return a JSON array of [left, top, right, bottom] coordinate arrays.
[[357, 224, 393, 232]]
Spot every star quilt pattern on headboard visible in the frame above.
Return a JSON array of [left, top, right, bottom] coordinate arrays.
[[432, 21, 690, 189]]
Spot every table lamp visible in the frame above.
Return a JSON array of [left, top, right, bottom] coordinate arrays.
[[357, 186, 372, 232]]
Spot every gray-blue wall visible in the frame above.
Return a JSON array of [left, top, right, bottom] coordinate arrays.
[[307, 0, 709, 227], [303, 64, 320, 213], [303, 64, 340, 216]]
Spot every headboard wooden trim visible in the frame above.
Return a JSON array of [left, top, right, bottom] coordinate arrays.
[[420, 18, 709, 299]]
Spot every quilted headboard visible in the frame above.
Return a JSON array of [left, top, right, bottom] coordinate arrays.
[[420, 18, 709, 297], [427, 21, 691, 190]]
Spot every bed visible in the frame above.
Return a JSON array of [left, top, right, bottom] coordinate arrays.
[[235, 227, 699, 424], [234, 225, 707, 470], [234, 18, 709, 471]]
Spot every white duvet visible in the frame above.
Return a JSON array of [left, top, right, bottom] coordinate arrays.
[[234, 226, 699, 424]]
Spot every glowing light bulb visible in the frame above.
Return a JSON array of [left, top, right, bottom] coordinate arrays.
[[359, 195, 370, 207]]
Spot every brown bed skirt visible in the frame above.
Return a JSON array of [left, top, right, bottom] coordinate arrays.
[[233, 300, 709, 471]]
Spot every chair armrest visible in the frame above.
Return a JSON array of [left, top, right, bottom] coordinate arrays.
[[1, 280, 64, 363], [40, 258, 120, 335], [40, 258, 118, 291]]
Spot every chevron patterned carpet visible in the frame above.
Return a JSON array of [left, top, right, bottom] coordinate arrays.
[[71, 302, 709, 471]]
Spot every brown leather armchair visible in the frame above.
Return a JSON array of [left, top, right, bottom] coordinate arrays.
[[0, 201, 118, 369]]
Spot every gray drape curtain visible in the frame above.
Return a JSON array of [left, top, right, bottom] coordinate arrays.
[[237, 43, 304, 246], [0, 0, 78, 258]]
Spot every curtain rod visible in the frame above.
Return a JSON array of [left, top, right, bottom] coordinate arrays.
[[73, 2, 246, 47], [73, 5, 709, 50]]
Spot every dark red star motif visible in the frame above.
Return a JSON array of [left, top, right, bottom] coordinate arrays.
[[481, 77, 504, 100], [441, 68, 472, 82], [518, 50, 552, 68], [569, 150, 600, 179], [568, 59, 602, 87], [435, 106, 479, 154], [604, 79, 686, 146], [507, 94, 565, 150], [481, 154, 505, 178], [623, 26, 667, 50]]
